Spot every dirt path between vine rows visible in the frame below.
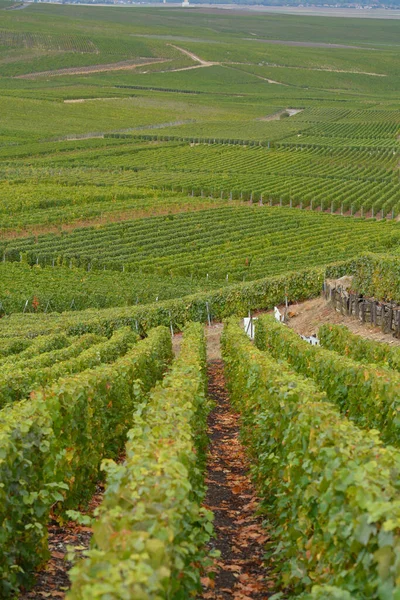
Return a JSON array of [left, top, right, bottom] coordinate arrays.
[[200, 354, 274, 599], [19, 484, 104, 600]]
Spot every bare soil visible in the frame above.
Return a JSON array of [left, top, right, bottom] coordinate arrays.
[[19, 484, 104, 600], [284, 296, 400, 345], [201, 359, 274, 600]]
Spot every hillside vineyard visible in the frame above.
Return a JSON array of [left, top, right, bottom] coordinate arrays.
[[0, 3, 400, 599]]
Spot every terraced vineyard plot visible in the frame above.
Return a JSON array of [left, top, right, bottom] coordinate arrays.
[[255, 314, 400, 447], [0, 181, 225, 231], [0, 263, 325, 340], [0, 326, 139, 408], [67, 322, 211, 599], [0, 30, 97, 53], [319, 322, 400, 371], [6, 206, 400, 285]]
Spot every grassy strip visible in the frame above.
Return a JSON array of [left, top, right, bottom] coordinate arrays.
[[319, 323, 400, 372], [0, 326, 172, 597], [255, 314, 400, 448], [67, 322, 213, 600], [222, 318, 400, 599], [0, 327, 137, 408]]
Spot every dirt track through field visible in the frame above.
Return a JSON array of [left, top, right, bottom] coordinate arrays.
[[168, 44, 218, 67], [15, 58, 169, 79]]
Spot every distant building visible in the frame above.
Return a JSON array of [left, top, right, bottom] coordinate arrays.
[[182, 0, 189, 6]]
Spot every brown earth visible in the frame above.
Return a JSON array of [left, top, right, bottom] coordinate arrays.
[[201, 359, 275, 600], [19, 484, 104, 600], [284, 295, 400, 345]]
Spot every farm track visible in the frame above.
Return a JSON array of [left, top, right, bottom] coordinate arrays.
[[168, 44, 217, 67], [3, 2, 30, 9], [286, 296, 400, 345], [15, 58, 169, 79]]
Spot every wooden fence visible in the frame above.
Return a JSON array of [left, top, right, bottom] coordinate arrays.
[[324, 282, 400, 337]]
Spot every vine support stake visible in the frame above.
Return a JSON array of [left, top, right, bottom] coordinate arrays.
[[206, 302, 211, 326]]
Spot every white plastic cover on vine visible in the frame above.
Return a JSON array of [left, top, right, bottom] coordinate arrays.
[[244, 317, 257, 340]]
